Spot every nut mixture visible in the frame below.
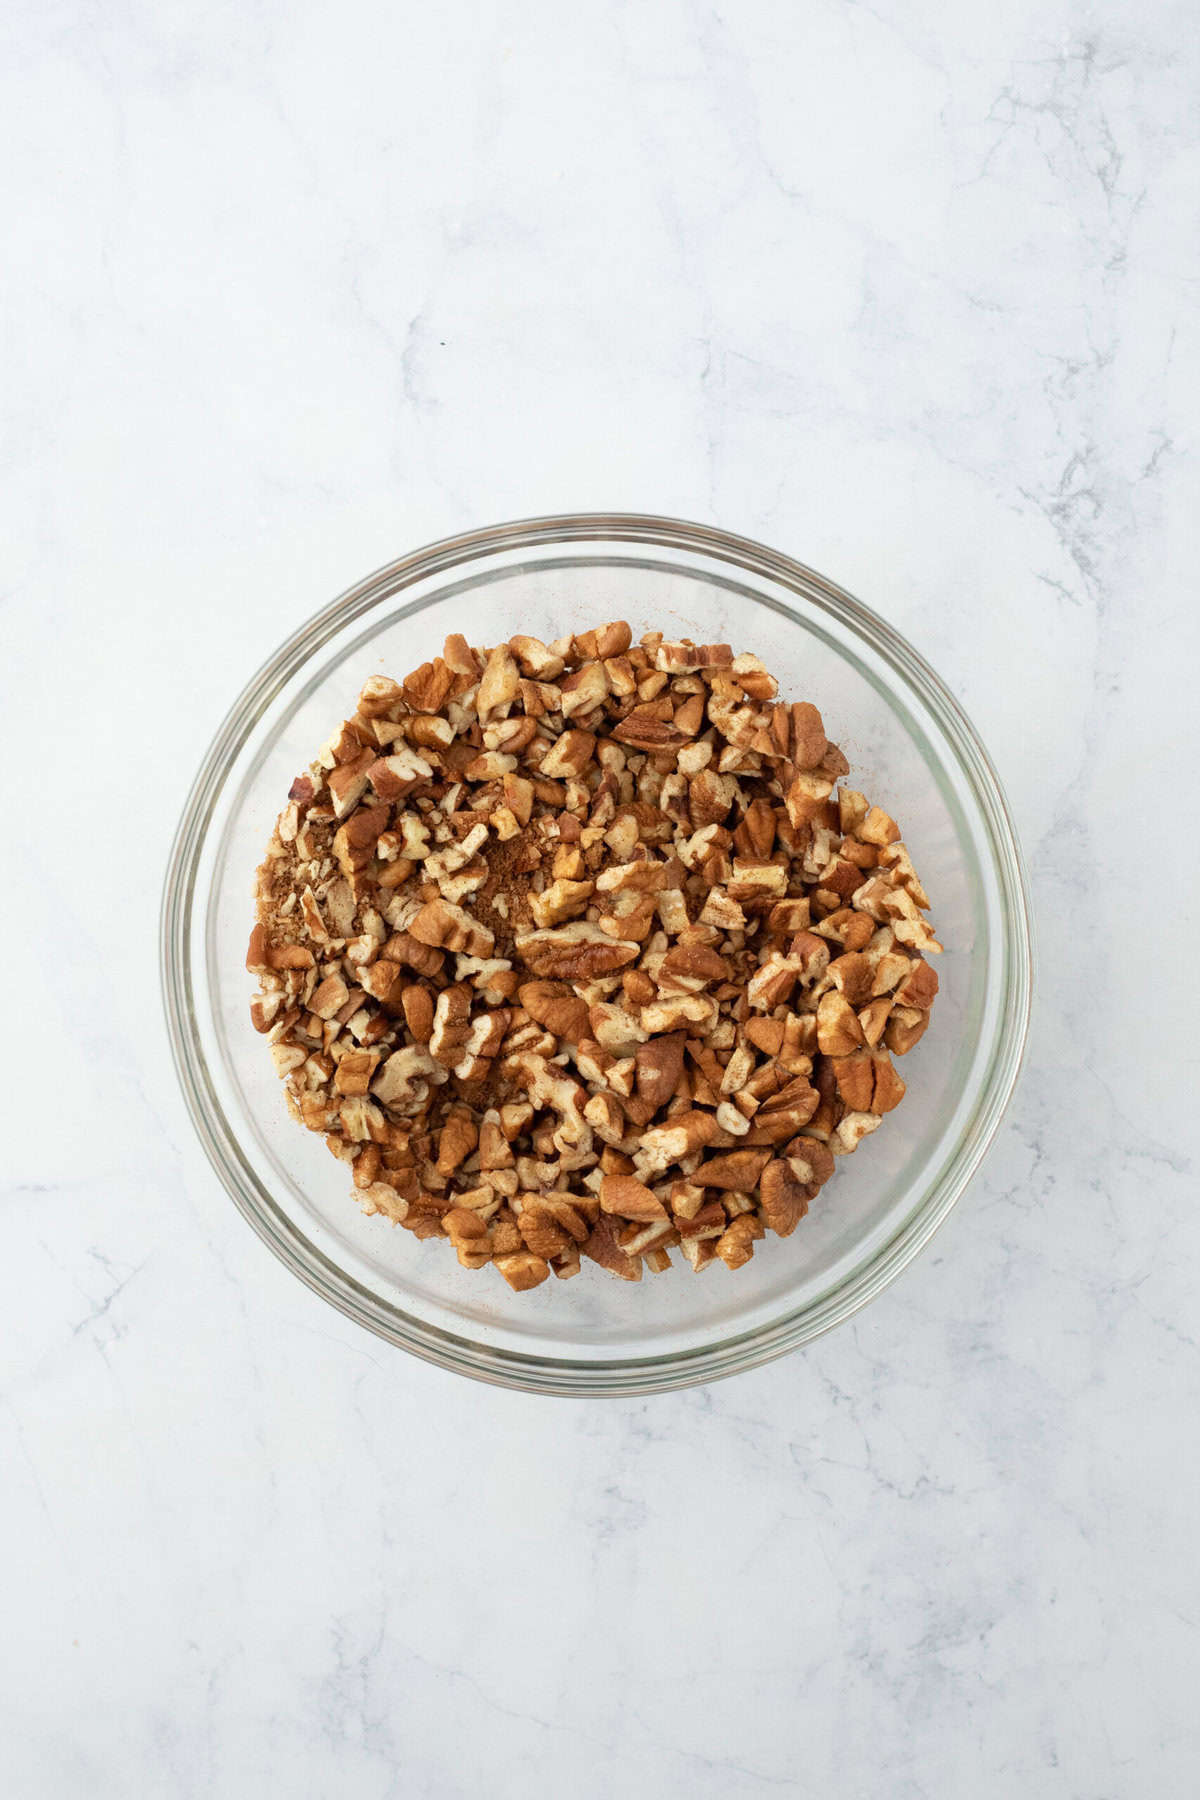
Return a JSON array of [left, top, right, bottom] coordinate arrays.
[[248, 623, 941, 1291]]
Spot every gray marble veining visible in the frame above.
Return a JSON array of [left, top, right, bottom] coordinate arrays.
[[2, 0, 1197, 1794]]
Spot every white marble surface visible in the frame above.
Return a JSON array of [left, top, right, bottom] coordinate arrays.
[[4, 1, 1198, 1793]]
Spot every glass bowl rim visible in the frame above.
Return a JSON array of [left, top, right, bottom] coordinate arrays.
[[160, 511, 1034, 1396]]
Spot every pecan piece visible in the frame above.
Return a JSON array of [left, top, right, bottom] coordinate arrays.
[[783, 1136, 835, 1191], [529, 878, 595, 928], [517, 1203, 572, 1260], [654, 640, 732, 673], [640, 993, 719, 1037], [476, 645, 520, 722], [409, 897, 495, 959], [828, 951, 874, 1007], [694, 1149, 771, 1191], [884, 1005, 929, 1056], [634, 1032, 687, 1110], [559, 661, 611, 718], [582, 1215, 643, 1281], [574, 620, 633, 660], [401, 984, 435, 1043], [518, 981, 591, 1042], [612, 711, 687, 751], [659, 943, 728, 990], [443, 1207, 492, 1270], [494, 1250, 551, 1291], [367, 746, 433, 801], [333, 1049, 379, 1097], [403, 659, 454, 714], [715, 1213, 764, 1270], [600, 1175, 669, 1222], [831, 1111, 882, 1155], [758, 1160, 811, 1237], [371, 1045, 443, 1114], [894, 958, 939, 1010], [635, 1110, 721, 1176], [436, 1107, 478, 1175], [829, 1050, 876, 1114], [539, 728, 597, 779], [515, 921, 640, 980], [816, 989, 866, 1056]]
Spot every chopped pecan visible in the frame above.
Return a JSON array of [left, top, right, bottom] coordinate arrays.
[[858, 995, 893, 1047], [574, 621, 633, 660], [831, 1111, 882, 1155], [333, 1049, 379, 1096], [518, 980, 591, 1042], [816, 989, 866, 1056], [359, 959, 405, 1008], [311, 973, 350, 1020], [582, 1215, 643, 1281], [368, 746, 433, 802], [600, 1175, 669, 1222], [884, 1005, 929, 1055], [539, 728, 597, 779], [858, 806, 899, 847], [358, 1182, 411, 1224], [494, 1250, 550, 1291], [266, 941, 314, 971], [327, 749, 376, 818], [715, 1213, 764, 1269], [699, 888, 746, 932], [583, 1089, 626, 1146], [635, 1110, 721, 1176], [400, 984, 435, 1043], [659, 943, 728, 990], [634, 1033, 687, 1110], [559, 661, 610, 718], [371, 1045, 443, 1114], [516, 921, 640, 979], [403, 659, 454, 714], [680, 1237, 719, 1271], [529, 878, 595, 928], [443, 1207, 492, 1269], [758, 1160, 811, 1237], [894, 958, 939, 1010], [695, 1149, 771, 1191], [828, 951, 874, 1007], [655, 640, 732, 673], [476, 644, 519, 721], [784, 770, 835, 829], [783, 1136, 835, 1191], [384, 930, 445, 980], [252, 621, 939, 1288], [409, 897, 495, 959], [428, 984, 473, 1067], [742, 1077, 820, 1145], [612, 711, 687, 750], [510, 635, 565, 679], [814, 907, 876, 952], [785, 702, 827, 769], [747, 954, 800, 1012], [829, 1050, 875, 1113], [436, 1108, 479, 1176], [640, 993, 719, 1035], [688, 770, 739, 826], [516, 1202, 572, 1260]]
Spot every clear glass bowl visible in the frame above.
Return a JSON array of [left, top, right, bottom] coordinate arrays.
[[161, 515, 1033, 1395]]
